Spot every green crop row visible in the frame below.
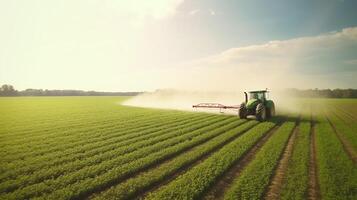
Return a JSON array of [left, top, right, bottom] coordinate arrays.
[[0, 118, 244, 199], [0, 115, 228, 193], [0, 111, 150, 139], [31, 119, 246, 200], [0, 108, 120, 134], [224, 122, 295, 200], [0, 104, 166, 139], [325, 100, 357, 122], [93, 121, 259, 200], [0, 114, 217, 180], [0, 112, 183, 160], [325, 108, 357, 151], [0, 111, 199, 160], [0, 114, 217, 181], [0, 103, 207, 150], [0, 97, 143, 130], [0, 113, 209, 176], [146, 121, 276, 200], [314, 114, 357, 199], [328, 106, 357, 132], [280, 121, 310, 199]]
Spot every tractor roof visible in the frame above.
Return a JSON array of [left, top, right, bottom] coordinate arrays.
[[248, 90, 268, 93]]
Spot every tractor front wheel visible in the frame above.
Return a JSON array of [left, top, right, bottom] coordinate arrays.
[[239, 103, 247, 119], [256, 103, 267, 121]]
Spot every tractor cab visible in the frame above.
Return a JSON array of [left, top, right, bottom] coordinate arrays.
[[248, 90, 268, 102], [244, 90, 268, 108]]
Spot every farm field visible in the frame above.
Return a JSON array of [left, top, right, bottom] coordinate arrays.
[[0, 97, 356, 200]]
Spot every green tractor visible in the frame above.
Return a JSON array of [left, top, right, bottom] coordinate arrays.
[[239, 90, 275, 121]]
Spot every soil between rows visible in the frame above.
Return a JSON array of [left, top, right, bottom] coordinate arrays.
[[308, 116, 320, 200]]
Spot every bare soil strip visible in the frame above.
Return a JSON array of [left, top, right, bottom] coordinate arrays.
[[326, 117, 357, 164], [202, 124, 282, 200], [263, 122, 299, 200], [308, 117, 320, 200], [90, 121, 255, 199]]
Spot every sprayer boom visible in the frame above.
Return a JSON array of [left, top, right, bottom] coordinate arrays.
[[192, 103, 239, 109]]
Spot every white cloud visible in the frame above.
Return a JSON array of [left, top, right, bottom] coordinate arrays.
[[103, 0, 185, 28], [196, 27, 357, 69], [171, 27, 357, 90], [209, 9, 216, 16], [111, 0, 185, 20], [188, 8, 217, 16], [344, 59, 357, 65], [189, 9, 200, 15]]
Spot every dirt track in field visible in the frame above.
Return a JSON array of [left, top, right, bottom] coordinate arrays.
[[308, 118, 320, 200], [263, 122, 299, 200], [202, 123, 282, 200]]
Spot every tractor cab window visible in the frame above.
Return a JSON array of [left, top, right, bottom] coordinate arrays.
[[249, 93, 258, 100], [249, 92, 266, 101]]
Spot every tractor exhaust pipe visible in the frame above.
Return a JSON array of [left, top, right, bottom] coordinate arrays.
[[244, 92, 248, 103]]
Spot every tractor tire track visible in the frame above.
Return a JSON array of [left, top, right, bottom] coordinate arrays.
[[263, 121, 299, 200], [308, 117, 320, 200], [130, 121, 257, 200], [326, 116, 357, 164], [202, 123, 282, 200]]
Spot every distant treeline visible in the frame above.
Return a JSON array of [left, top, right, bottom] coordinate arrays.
[[1, 84, 357, 98], [285, 88, 357, 98], [0, 84, 141, 96]]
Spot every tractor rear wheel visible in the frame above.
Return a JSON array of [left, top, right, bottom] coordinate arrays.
[[239, 103, 247, 119], [256, 103, 266, 121], [267, 103, 275, 118]]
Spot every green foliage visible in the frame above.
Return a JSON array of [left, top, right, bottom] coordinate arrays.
[[93, 120, 258, 200], [146, 122, 276, 200], [0, 115, 224, 194], [224, 122, 295, 200], [280, 122, 310, 200], [324, 108, 357, 151], [314, 114, 357, 200], [0, 97, 356, 200]]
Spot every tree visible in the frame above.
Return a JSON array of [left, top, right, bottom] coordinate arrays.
[[0, 84, 18, 96]]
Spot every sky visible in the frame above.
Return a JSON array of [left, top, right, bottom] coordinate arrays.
[[0, 0, 357, 91]]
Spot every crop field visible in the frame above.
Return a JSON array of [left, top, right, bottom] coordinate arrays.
[[0, 97, 356, 200]]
